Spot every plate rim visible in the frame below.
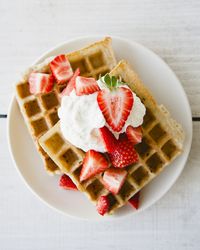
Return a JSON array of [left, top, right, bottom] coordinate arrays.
[[7, 35, 193, 220]]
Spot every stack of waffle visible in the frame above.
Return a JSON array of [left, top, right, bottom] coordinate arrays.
[[38, 60, 184, 214], [15, 37, 117, 174]]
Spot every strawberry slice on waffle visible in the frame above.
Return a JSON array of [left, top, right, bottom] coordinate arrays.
[[80, 150, 109, 182], [50, 55, 73, 84], [109, 134, 139, 168], [102, 168, 127, 194], [97, 74, 133, 132], [29, 73, 54, 94], [99, 126, 117, 153], [75, 76, 100, 96], [126, 125, 142, 145], [60, 68, 80, 97]]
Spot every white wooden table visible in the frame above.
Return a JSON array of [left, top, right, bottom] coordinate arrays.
[[0, 0, 200, 249]]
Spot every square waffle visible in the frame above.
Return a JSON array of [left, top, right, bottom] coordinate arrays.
[[38, 60, 185, 214], [15, 37, 117, 174]]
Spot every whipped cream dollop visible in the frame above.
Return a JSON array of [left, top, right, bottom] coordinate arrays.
[[58, 80, 146, 152], [58, 90, 106, 152]]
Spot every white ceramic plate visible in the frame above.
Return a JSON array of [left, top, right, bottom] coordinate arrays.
[[7, 36, 192, 220]]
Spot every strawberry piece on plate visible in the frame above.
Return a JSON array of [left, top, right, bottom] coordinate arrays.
[[109, 135, 139, 168], [126, 125, 142, 145], [129, 192, 140, 209], [102, 168, 127, 194], [75, 76, 100, 96], [60, 68, 80, 97], [29, 72, 54, 94], [59, 174, 77, 190], [96, 195, 110, 216], [80, 150, 109, 182], [97, 87, 133, 132], [50, 55, 73, 84], [99, 126, 117, 153]]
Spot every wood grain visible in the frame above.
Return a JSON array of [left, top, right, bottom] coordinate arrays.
[[0, 0, 199, 115]]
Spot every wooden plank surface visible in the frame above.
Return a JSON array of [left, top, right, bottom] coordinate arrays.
[[0, 0, 200, 116], [0, 0, 200, 249]]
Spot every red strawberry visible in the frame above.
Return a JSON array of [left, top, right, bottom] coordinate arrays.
[[59, 174, 77, 191], [96, 195, 110, 216], [29, 73, 54, 94], [109, 135, 139, 168], [97, 87, 133, 132], [50, 55, 73, 84], [80, 150, 109, 182], [99, 126, 117, 153], [129, 192, 140, 209], [60, 68, 80, 97], [75, 76, 100, 96], [102, 168, 127, 194], [126, 125, 142, 145]]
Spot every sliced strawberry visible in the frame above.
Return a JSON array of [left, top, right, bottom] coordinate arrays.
[[109, 135, 139, 168], [102, 168, 127, 194], [97, 87, 133, 132], [129, 192, 140, 209], [80, 150, 109, 182], [96, 195, 110, 216], [59, 174, 77, 191], [60, 68, 80, 97], [29, 72, 54, 94], [126, 125, 142, 145], [99, 126, 117, 153], [75, 76, 100, 96], [50, 55, 73, 84]]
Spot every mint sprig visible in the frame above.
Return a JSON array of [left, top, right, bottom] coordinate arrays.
[[100, 74, 125, 90]]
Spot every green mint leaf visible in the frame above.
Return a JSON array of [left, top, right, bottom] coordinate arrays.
[[101, 73, 127, 90], [111, 76, 117, 87], [104, 74, 111, 87]]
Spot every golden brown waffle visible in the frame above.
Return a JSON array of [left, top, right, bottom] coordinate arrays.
[[15, 37, 117, 174], [38, 60, 184, 214]]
